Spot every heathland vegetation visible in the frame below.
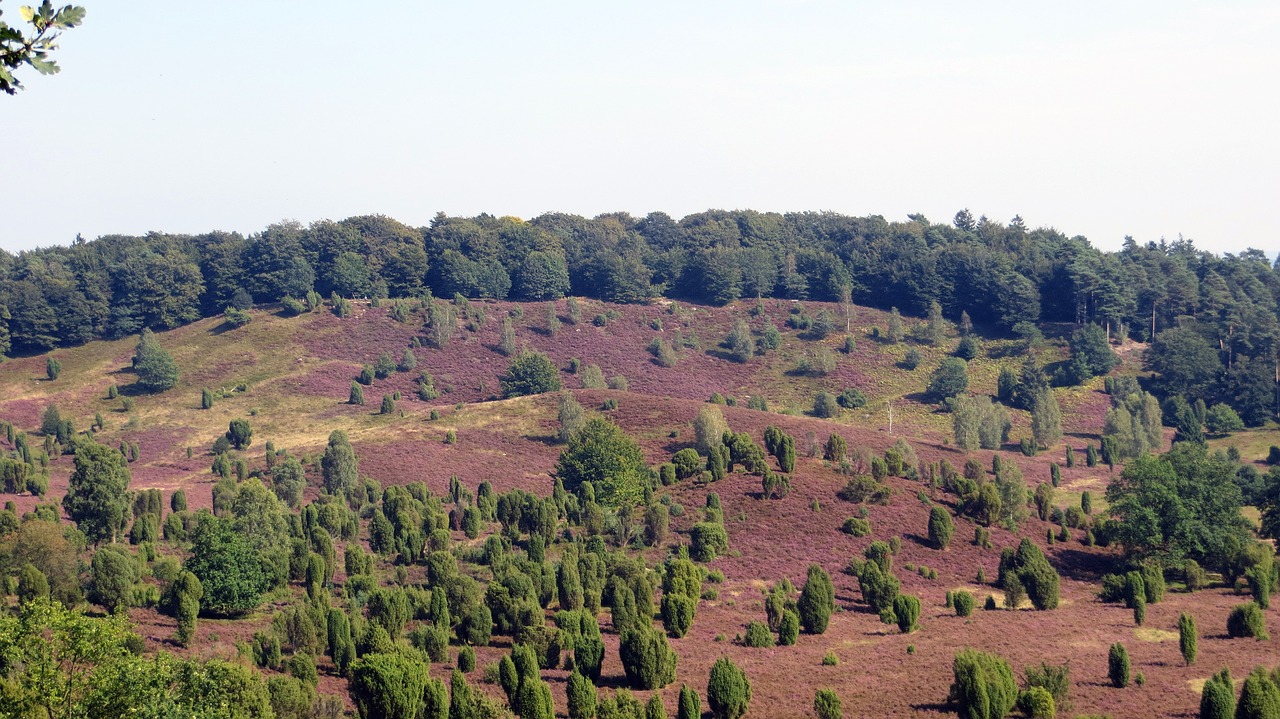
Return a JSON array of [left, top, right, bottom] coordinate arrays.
[[1, 208, 1280, 718]]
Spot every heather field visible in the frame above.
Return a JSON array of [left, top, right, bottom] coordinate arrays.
[[0, 297, 1273, 719]]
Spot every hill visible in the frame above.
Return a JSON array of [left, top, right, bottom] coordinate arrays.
[[0, 296, 1275, 719]]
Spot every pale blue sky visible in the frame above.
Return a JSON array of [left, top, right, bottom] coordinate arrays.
[[3, 1, 1277, 253]]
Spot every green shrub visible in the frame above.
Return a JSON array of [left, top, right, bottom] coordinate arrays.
[[707, 656, 751, 719], [1227, 603, 1269, 640], [953, 591, 975, 617], [777, 610, 799, 646], [841, 517, 871, 537], [1200, 668, 1235, 719], [814, 689, 843, 719], [822, 651, 838, 666], [1235, 668, 1280, 719], [1023, 661, 1070, 711], [813, 391, 840, 418], [1107, 643, 1129, 688], [1183, 560, 1207, 591], [691, 523, 729, 562], [950, 649, 1017, 719], [619, 626, 677, 690], [677, 684, 701, 719], [798, 564, 835, 634], [855, 558, 899, 623], [1002, 538, 1060, 610], [1178, 612, 1197, 665], [457, 645, 476, 673], [1018, 686, 1055, 719], [661, 593, 696, 639], [1142, 563, 1165, 604], [893, 594, 920, 633], [500, 350, 562, 398], [226, 418, 253, 449], [567, 671, 597, 719], [743, 621, 773, 648], [349, 652, 429, 719], [1003, 574, 1025, 609], [928, 506, 954, 550]]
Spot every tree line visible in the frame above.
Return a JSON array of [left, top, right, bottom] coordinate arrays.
[[3, 209, 1276, 345], [3, 209, 1278, 415]]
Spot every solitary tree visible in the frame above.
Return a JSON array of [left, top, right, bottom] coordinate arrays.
[[1108, 643, 1129, 688], [1235, 668, 1280, 719], [693, 405, 728, 456], [89, 545, 137, 613], [555, 417, 648, 506], [927, 358, 969, 402], [133, 329, 180, 392], [557, 392, 585, 443], [1200, 669, 1235, 719], [183, 514, 268, 616], [951, 649, 1017, 719], [619, 626, 678, 690], [171, 570, 203, 647], [500, 349, 562, 398], [1178, 612, 1197, 666], [63, 441, 131, 544], [814, 689, 843, 719], [1030, 391, 1063, 448]]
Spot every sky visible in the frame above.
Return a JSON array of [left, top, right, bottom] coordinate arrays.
[[2, 0, 1278, 255]]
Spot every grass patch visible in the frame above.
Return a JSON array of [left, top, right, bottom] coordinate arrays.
[[1134, 628, 1178, 642]]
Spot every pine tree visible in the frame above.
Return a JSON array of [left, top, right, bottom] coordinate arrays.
[[567, 672, 597, 719], [1108, 643, 1129, 688], [798, 564, 835, 634], [350, 382, 364, 405], [677, 684, 701, 719], [928, 506, 954, 550], [1178, 612, 1197, 665], [1200, 669, 1235, 719], [707, 656, 751, 719], [1236, 668, 1280, 719]]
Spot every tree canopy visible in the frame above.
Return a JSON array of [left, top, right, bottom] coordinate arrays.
[[0, 2, 85, 94], [554, 416, 648, 506], [1105, 443, 1250, 567], [183, 514, 269, 617], [500, 349, 562, 398], [132, 329, 180, 393], [62, 440, 131, 545]]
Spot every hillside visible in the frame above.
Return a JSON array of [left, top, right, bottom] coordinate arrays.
[[0, 297, 1275, 719]]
